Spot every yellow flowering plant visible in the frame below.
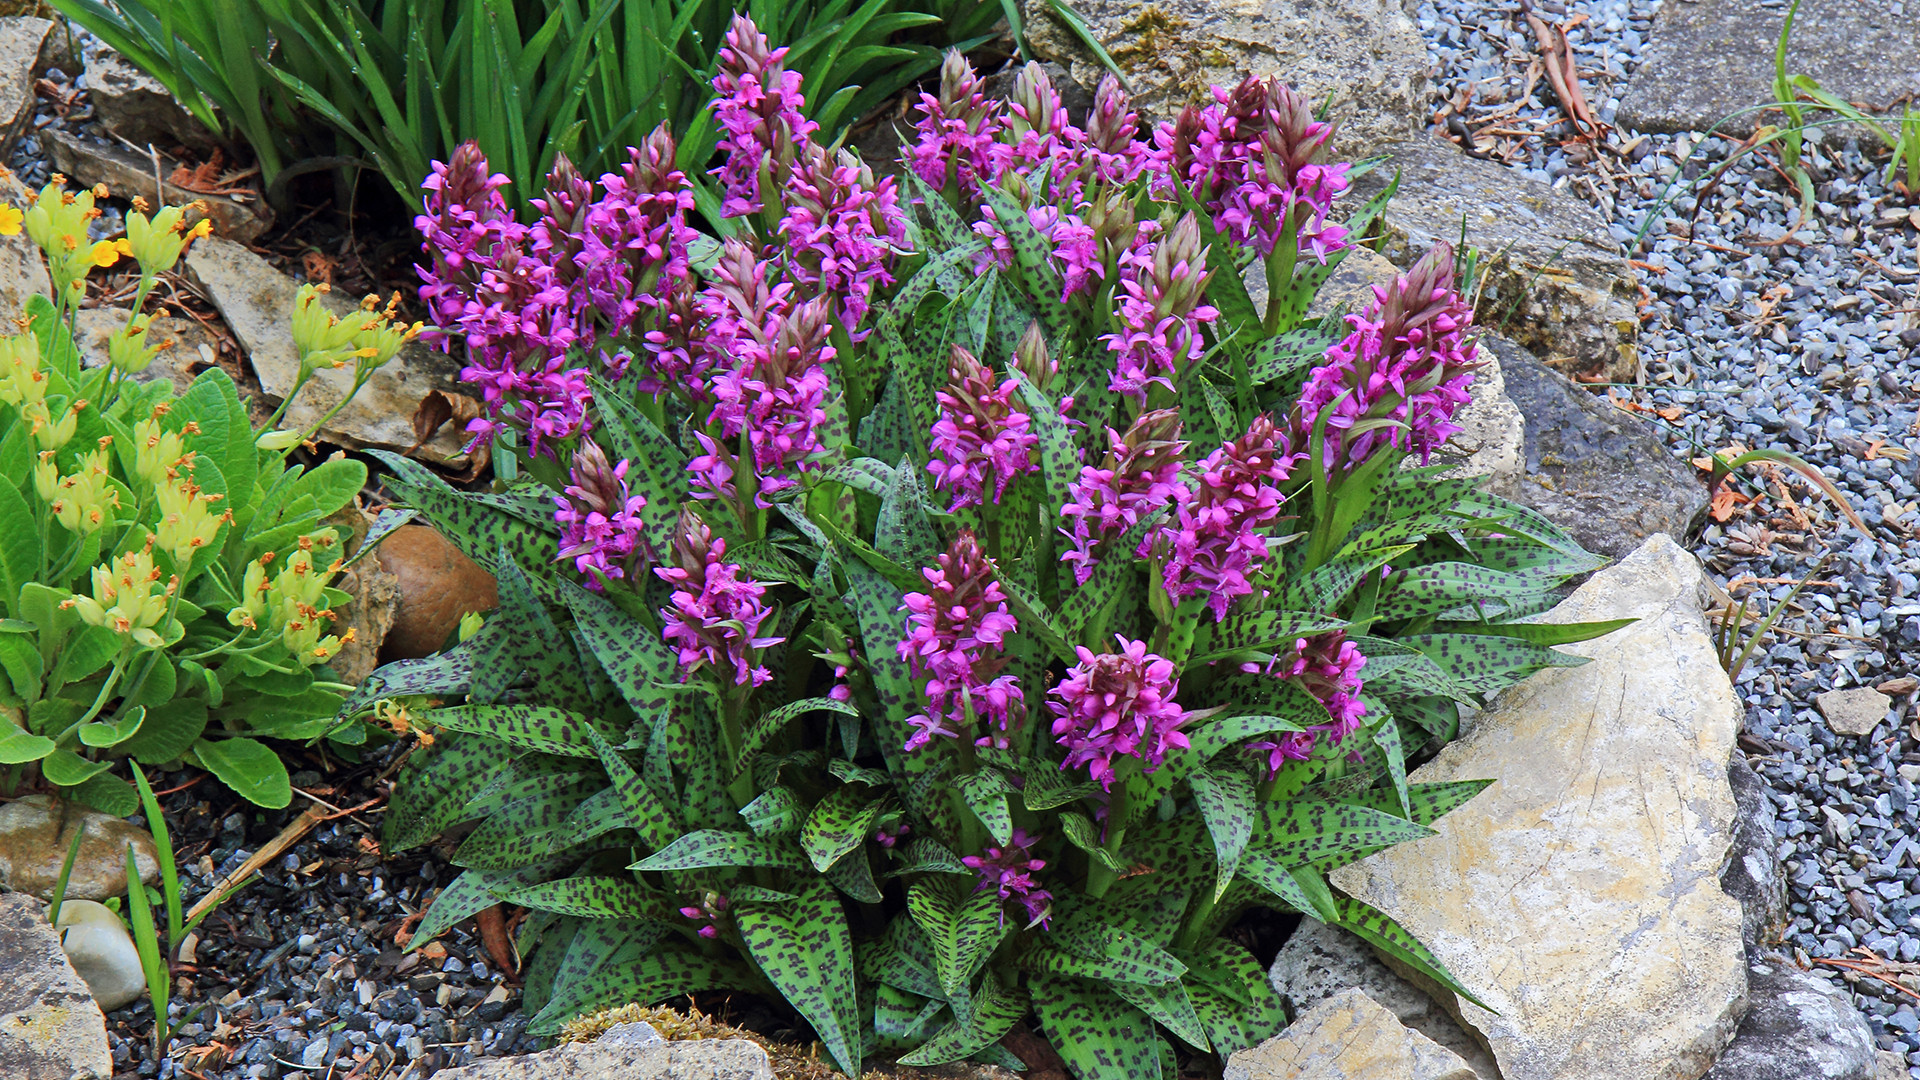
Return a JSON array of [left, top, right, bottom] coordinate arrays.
[[0, 179, 409, 812]]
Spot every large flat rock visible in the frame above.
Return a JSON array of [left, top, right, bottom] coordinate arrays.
[[1482, 337, 1705, 560], [432, 1021, 775, 1079], [1022, 0, 1427, 158], [1331, 534, 1748, 1080], [0, 894, 111, 1080], [1224, 988, 1478, 1080], [1351, 136, 1639, 384], [185, 237, 472, 466], [1617, 0, 1920, 138]]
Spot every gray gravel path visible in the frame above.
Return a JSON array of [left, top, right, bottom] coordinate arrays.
[[1415, 0, 1920, 1068]]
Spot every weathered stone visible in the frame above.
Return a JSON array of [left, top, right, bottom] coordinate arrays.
[[1876, 1050, 1908, 1080], [1224, 989, 1478, 1080], [376, 525, 500, 661], [43, 129, 272, 245], [1022, 0, 1427, 159], [0, 16, 51, 157], [80, 36, 223, 154], [0, 170, 49, 322], [1815, 687, 1894, 738], [1617, 0, 1920, 139], [1723, 754, 1787, 958], [1701, 963, 1876, 1080], [1482, 337, 1705, 560], [328, 558, 400, 688], [432, 1021, 776, 1080], [1269, 919, 1500, 1079], [74, 306, 218, 396], [52, 899, 146, 1012], [184, 237, 472, 465], [1331, 534, 1748, 1080], [0, 795, 161, 901], [0, 893, 111, 1080], [1350, 136, 1639, 383]]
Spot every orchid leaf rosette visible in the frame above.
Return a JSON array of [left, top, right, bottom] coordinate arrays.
[[373, 20, 1626, 1077]]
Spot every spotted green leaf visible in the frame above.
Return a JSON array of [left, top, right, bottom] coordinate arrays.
[[737, 877, 863, 1076], [874, 982, 948, 1048], [994, 574, 1078, 666], [427, 704, 612, 758], [862, 912, 945, 999], [562, 582, 679, 721], [1374, 563, 1553, 621], [531, 942, 753, 1035], [411, 864, 556, 951], [1110, 978, 1209, 1051], [338, 642, 476, 718], [371, 451, 560, 600], [1021, 766, 1101, 812], [899, 969, 1028, 1066], [740, 697, 860, 763], [1254, 799, 1437, 869], [1334, 895, 1491, 1012], [1045, 921, 1186, 986], [825, 846, 885, 903], [1189, 607, 1349, 665], [1190, 766, 1255, 903], [888, 837, 972, 878], [584, 727, 679, 852], [801, 785, 885, 872], [1429, 617, 1636, 646], [1059, 514, 1157, 644], [909, 875, 1010, 1001], [500, 874, 675, 920], [471, 552, 589, 705], [454, 779, 602, 869], [741, 787, 808, 837], [1394, 632, 1591, 694], [1247, 325, 1339, 382], [1184, 707, 1312, 763], [957, 769, 1014, 846], [1184, 938, 1285, 1057], [585, 375, 688, 555], [1031, 972, 1161, 1080], [630, 830, 807, 872], [384, 733, 511, 852]]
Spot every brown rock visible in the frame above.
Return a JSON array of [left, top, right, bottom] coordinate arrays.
[[376, 526, 498, 661], [1817, 687, 1894, 738], [74, 306, 217, 396], [0, 795, 161, 901], [43, 129, 272, 244]]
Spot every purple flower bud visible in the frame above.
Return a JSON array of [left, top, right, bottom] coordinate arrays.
[[710, 15, 818, 218], [553, 440, 648, 590], [1048, 636, 1188, 789], [928, 346, 1040, 511], [656, 510, 783, 686], [897, 531, 1024, 752], [1152, 415, 1303, 619], [1061, 409, 1185, 584]]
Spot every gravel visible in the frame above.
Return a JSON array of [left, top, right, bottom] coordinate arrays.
[[105, 761, 539, 1079], [1416, 0, 1920, 1069]]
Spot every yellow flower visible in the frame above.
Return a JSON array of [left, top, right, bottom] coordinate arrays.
[[87, 239, 122, 268], [152, 473, 230, 565], [49, 449, 119, 535], [0, 203, 20, 236], [67, 543, 174, 649], [186, 218, 212, 240]]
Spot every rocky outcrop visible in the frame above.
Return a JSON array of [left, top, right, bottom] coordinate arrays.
[[184, 237, 473, 465], [1484, 337, 1705, 560], [75, 306, 218, 396], [0, 170, 50, 323], [1702, 963, 1878, 1080], [1269, 920, 1500, 1079], [0, 893, 111, 1080], [43, 129, 273, 244], [1723, 754, 1788, 958], [0, 16, 51, 157], [1617, 0, 1920, 139], [1350, 136, 1640, 384], [80, 35, 224, 154], [0, 795, 161, 901], [1331, 534, 1748, 1080], [375, 525, 500, 661], [431, 1021, 776, 1080], [1224, 989, 1478, 1080], [1021, 0, 1428, 159]]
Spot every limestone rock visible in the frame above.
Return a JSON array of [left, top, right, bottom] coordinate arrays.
[[43, 129, 272, 244], [1224, 989, 1478, 1080], [52, 899, 146, 1012], [0, 893, 111, 1080], [1349, 136, 1639, 384], [1269, 919, 1500, 1079], [1483, 337, 1705, 560], [431, 1021, 776, 1080], [1701, 963, 1876, 1080], [1876, 1050, 1908, 1080], [1330, 534, 1748, 1080], [0, 16, 50, 157], [1021, 0, 1427, 159], [0, 795, 161, 901], [1723, 754, 1787, 958], [75, 306, 218, 396], [1617, 0, 1920, 139], [1816, 687, 1893, 738], [80, 36, 223, 154], [0, 170, 49, 323], [376, 525, 500, 661], [184, 237, 472, 465]]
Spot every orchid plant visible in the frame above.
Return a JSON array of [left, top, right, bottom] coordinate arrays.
[[0, 178, 416, 811], [367, 20, 1623, 1076]]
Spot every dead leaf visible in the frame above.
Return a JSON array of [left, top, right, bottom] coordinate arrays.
[[302, 250, 335, 285], [1520, 0, 1608, 143], [475, 904, 518, 976], [1709, 487, 1759, 522]]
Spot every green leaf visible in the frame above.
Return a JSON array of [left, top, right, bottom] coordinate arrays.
[[1110, 978, 1209, 1051], [800, 784, 885, 872], [630, 830, 806, 872], [0, 725, 54, 764], [898, 970, 1027, 1066], [740, 697, 859, 762], [1030, 972, 1161, 1080], [1393, 632, 1591, 694], [285, 456, 367, 520], [427, 703, 614, 758], [1246, 325, 1338, 382], [1190, 608, 1349, 665], [1060, 811, 1124, 871], [67, 772, 137, 816], [0, 480, 40, 616], [453, 778, 604, 870], [956, 769, 1014, 845], [736, 877, 863, 1077], [530, 943, 753, 1036], [197, 737, 292, 808], [1044, 921, 1187, 986], [1185, 938, 1285, 1057], [740, 787, 808, 837], [1254, 798, 1437, 868], [1374, 563, 1551, 621], [874, 456, 940, 567], [908, 875, 1010, 999], [1333, 895, 1491, 1011], [1191, 766, 1255, 902], [563, 581, 680, 724], [1428, 617, 1635, 646], [383, 733, 510, 852], [499, 874, 674, 920], [78, 705, 145, 748], [583, 726, 680, 852]]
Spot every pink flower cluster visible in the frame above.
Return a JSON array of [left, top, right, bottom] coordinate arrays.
[[897, 532, 1023, 751], [711, 18, 817, 218], [1295, 242, 1480, 472], [1153, 77, 1350, 261], [554, 441, 648, 590], [1047, 636, 1187, 789], [679, 892, 729, 940], [962, 829, 1053, 928], [1243, 632, 1369, 776], [929, 347, 1040, 511], [1060, 409, 1185, 585], [1155, 415, 1303, 620], [416, 130, 698, 456], [1102, 213, 1218, 402], [656, 513, 784, 687]]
